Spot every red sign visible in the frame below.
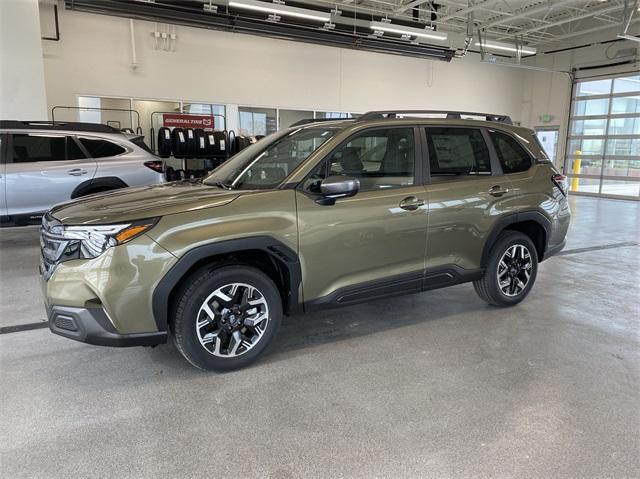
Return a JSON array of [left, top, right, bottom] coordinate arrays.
[[162, 114, 214, 129]]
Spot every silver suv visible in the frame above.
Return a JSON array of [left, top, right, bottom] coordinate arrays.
[[0, 121, 164, 226]]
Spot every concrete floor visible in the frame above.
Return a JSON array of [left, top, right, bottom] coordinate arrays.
[[1, 195, 639, 478]]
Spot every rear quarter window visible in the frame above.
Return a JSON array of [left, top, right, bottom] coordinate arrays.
[[79, 138, 126, 158], [489, 131, 533, 174]]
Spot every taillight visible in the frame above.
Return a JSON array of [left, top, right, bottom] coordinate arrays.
[[552, 174, 568, 196], [144, 160, 165, 173]]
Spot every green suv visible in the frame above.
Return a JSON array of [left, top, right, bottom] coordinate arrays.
[[40, 111, 570, 371]]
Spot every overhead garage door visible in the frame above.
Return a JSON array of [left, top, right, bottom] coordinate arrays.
[[566, 73, 640, 200]]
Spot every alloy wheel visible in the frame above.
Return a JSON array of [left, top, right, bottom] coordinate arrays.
[[496, 244, 533, 297], [196, 283, 269, 357]]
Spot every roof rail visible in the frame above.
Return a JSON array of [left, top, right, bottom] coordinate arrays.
[[357, 110, 513, 125], [290, 118, 355, 127], [0, 120, 122, 133]]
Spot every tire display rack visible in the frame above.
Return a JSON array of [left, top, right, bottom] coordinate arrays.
[[49, 106, 261, 181], [150, 111, 259, 181]]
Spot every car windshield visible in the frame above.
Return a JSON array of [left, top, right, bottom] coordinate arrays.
[[203, 127, 337, 190]]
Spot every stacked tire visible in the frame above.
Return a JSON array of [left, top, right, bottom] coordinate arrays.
[[157, 127, 172, 158]]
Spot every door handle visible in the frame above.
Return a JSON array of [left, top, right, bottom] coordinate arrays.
[[399, 196, 425, 211], [67, 168, 88, 176], [488, 185, 509, 197]]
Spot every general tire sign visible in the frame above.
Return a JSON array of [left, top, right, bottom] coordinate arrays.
[[163, 114, 214, 129]]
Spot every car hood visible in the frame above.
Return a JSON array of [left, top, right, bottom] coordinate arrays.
[[49, 181, 243, 225]]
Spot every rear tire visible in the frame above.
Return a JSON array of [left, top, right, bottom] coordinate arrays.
[[474, 231, 538, 307], [172, 265, 282, 371]]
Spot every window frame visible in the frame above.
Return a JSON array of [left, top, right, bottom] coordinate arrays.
[[421, 125, 502, 182], [298, 125, 425, 195]]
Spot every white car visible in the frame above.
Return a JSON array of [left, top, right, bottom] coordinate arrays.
[[0, 120, 165, 226]]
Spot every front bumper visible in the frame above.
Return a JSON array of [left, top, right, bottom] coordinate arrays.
[[47, 304, 167, 347]]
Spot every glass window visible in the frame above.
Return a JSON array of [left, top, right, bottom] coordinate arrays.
[[613, 76, 640, 94], [205, 127, 336, 190], [611, 96, 640, 115], [316, 112, 354, 119], [608, 117, 640, 135], [320, 128, 415, 191], [426, 128, 491, 176], [600, 179, 640, 197], [238, 107, 277, 136], [79, 138, 126, 158], [571, 118, 607, 136], [576, 79, 612, 97], [184, 103, 226, 129], [490, 131, 532, 174], [11, 134, 86, 163], [573, 98, 609, 117], [605, 138, 640, 157], [568, 139, 605, 156]]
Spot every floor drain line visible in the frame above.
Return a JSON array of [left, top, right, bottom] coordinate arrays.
[[0, 322, 49, 335]]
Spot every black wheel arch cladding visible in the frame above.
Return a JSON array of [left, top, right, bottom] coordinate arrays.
[[152, 236, 302, 332]]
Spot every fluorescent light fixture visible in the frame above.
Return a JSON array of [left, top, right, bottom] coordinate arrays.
[[228, 0, 331, 22], [475, 39, 536, 55], [369, 21, 448, 42]]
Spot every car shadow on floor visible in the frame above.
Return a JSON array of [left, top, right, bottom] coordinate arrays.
[[265, 285, 486, 360], [142, 284, 489, 372]]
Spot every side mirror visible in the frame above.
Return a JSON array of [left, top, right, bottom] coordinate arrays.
[[316, 176, 360, 206]]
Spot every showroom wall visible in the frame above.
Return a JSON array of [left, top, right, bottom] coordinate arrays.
[[1, 0, 48, 119], [40, 7, 529, 124]]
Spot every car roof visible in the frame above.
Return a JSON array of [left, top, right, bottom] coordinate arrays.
[[0, 120, 122, 134]]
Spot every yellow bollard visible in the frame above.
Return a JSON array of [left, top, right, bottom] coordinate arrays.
[[571, 150, 581, 191]]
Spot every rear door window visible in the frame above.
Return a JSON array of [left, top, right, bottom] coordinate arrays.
[[425, 128, 491, 177], [489, 131, 533, 174], [79, 138, 126, 158], [11, 134, 87, 163]]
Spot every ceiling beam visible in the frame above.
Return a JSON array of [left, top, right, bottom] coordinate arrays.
[[531, 16, 640, 44], [481, 0, 586, 30], [496, 4, 627, 41]]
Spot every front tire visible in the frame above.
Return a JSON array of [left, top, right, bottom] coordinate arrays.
[[474, 231, 538, 307], [172, 265, 282, 371]]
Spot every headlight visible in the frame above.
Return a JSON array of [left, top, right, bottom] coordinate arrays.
[[59, 218, 159, 259]]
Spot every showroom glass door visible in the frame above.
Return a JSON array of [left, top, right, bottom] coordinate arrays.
[[565, 73, 640, 199]]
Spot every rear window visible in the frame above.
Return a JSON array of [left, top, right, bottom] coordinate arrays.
[[79, 138, 126, 158], [489, 131, 533, 174]]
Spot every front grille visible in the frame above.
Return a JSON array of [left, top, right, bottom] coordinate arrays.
[[40, 214, 73, 281]]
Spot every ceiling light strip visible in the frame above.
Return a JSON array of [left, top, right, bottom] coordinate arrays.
[[228, 0, 331, 22], [369, 21, 448, 42]]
